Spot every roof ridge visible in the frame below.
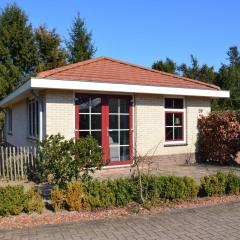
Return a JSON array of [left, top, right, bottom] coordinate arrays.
[[102, 57, 220, 90], [36, 57, 105, 78], [37, 56, 220, 90]]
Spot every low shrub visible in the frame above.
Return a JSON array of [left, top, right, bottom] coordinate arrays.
[[51, 186, 65, 211], [24, 187, 45, 214], [65, 182, 90, 211], [200, 171, 240, 197], [86, 180, 116, 209], [200, 172, 227, 197], [146, 175, 198, 200], [0, 185, 27, 216], [52, 175, 198, 211], [226, 170, 240, 195]]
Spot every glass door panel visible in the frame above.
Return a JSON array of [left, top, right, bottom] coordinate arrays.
[[76, 94, 132, 165], [78, 96, 102, 145], [108, 97, 130, 162]]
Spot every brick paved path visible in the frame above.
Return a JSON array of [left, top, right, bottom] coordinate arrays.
[[1, 201, 240, 240]]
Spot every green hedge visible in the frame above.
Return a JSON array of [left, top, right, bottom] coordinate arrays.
[[51, 175, 199, 211], [200, 171, 240, 196], [0, 185, 44, 216]]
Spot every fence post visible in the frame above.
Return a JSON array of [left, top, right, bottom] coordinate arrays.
[[9, 147, 13, 180], [1, 146, 4, 178], [20, 147, 24, 179]]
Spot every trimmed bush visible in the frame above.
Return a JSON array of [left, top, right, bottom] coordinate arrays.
[[226, 171, 240, 195], [65, 182, 90, 211], [86, 180, 116, 209], [51, 186, 65, 211], [200, 172, 227, 196], [198, 112, 240, 164], [200, 171, 240, 197], [24, 187, 45, 214], [146, 175, 198, 200], [0, 185, 27, 216], [51, 175, 198, 211]]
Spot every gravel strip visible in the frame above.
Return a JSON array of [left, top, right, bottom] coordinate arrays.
[[1, 195, 240, 230]]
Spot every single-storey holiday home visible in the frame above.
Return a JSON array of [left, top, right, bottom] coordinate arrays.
[[0, 57, 230, 166]]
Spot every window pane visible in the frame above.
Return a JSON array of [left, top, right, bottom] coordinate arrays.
[[91, 115, 101, 130], [79, 97, 90, 113], [165, 98, 174, 108], [166, 127, 174, 140], [80, 114, 89, 130], [174, 113, 183, 126], [109, 115, 118, 129], [120, 115, 129, 129], [36, 101, 39, 136], [109, 131, 119, 145], [32, 102, 35, 136], [29, 104, 32, 135], [120, 99, 129, 113], [91, 131, 102, 145], [110, 147, 119, 161], [120, 131, 129, 145], [80, 131, 90, 138], [166, 113, 173, 126], [174, 99, 183, 109], [91, 97, 101, 113], [109, 98, 118, 113], [120, 146, 129, 160], [174, 127, 183, 140]]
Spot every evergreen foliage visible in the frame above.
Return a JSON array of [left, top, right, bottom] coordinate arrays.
[[66, 13, 96, 63], [35, 25, 67, 72]]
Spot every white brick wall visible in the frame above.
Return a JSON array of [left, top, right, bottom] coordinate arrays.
[[6, 100, 35, 146], [134, 94, 211, 156], [5, 90, 211, 159], [45, 90, 75, 139]]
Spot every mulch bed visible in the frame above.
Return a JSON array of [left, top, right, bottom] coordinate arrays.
[[1, 195, 240, 230]]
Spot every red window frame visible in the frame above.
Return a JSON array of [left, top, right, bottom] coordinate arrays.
[[165, 111, 184, 142], [75, 94, 133, 166]]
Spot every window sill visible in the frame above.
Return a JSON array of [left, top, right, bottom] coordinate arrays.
[[164, 142, 187, 147]]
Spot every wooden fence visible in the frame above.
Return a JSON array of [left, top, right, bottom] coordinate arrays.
[[0, 146, 37, 180]]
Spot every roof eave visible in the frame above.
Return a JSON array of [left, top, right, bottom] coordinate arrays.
[[0, 78, 230, 108]]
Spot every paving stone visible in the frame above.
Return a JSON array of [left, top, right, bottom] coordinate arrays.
[[1, 201, 240, 240]]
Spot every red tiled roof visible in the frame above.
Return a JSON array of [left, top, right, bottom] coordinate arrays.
[[36, 56, 220, 90]]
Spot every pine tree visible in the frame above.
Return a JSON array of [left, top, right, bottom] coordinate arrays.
[[152, 58, 177, 74], [66, 13, 96, 63], [0, 3, 37, 100], [35, 25, 67, 72]]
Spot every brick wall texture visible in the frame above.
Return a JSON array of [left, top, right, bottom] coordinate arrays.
[[6, 90, 211, 163]]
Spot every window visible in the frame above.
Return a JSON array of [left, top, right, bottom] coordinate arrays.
[[164, 98, 185, 142], [28, 99, 39, 138], [7, 109, 12, 134], [78, 96, 102, 145]]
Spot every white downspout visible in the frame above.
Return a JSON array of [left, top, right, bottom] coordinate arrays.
[[39, 102, 43, 142], [31, 90, 43, 142]]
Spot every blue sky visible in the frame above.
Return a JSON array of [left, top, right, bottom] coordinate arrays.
[[0, 0, 240, 70]]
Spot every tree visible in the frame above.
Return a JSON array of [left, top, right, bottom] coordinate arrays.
[[152, 58, 177, 74], [0, 3, 37, 100], [66, 13, 96, 63], [35, 25, 67, 72], [213, 46, 240, 110], [178, 55, 216, 84]]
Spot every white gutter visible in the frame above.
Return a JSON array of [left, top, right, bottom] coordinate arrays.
[[0, 77, 230, 107]]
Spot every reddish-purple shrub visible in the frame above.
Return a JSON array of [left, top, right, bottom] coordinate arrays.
[[198, 112, 240, 164]]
